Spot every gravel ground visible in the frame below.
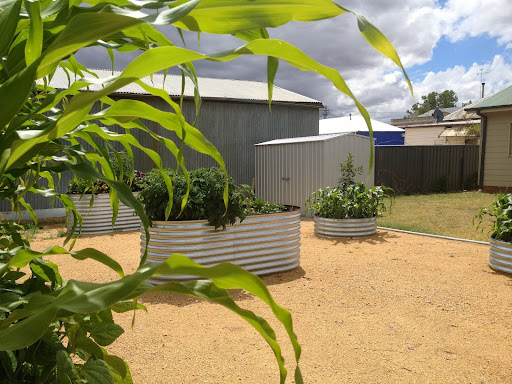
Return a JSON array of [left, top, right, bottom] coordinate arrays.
[[32, 219, 512, 383]]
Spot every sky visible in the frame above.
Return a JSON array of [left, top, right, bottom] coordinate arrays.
[[76, 0, 512, 123]]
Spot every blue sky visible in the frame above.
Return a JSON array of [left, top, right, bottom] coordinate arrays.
[[410, 35, 504, 83]]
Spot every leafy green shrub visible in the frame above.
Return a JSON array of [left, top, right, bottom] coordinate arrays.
[[111, 152, 133, 179], [68, 154, 145, 194], [68, 178, 92, 195], [308, 153, 393, 219], [308, 182, 392, 219], [138, 168, 246, 229], [245, 198, 286, 215], [338, 153, 363, 190], [475, 193, 512, 242], [464, 172, 479, 191], [434, 175, 450, 193], [238, 184, 286, 215]]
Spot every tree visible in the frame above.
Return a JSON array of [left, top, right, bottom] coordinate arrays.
[[406, 90, 458, 116], [0, 1, 411, 383]]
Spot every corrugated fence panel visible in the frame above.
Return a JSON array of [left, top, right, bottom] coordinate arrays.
[[375, 145, 479, 194]]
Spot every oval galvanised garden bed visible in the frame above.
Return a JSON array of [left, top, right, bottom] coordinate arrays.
[[140, 207, 301, 283], [67, 193, 140, 235]]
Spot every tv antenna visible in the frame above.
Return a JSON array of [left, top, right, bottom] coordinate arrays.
[[478, 68, 489, 98], [322, 105, 330, 119]]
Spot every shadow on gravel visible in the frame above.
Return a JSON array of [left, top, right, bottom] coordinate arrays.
[[139, 267, 306, 306], [322, 230, 400, 245]]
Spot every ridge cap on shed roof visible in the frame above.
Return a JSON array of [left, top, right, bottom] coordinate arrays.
[[45, 67, 322, 105], [256, 132, 366, 145]]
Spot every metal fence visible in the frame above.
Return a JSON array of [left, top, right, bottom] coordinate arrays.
[[374, 145, 480, 194]]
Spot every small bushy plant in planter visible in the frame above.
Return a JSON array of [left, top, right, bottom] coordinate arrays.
[[67, 153, 145, 234], [138, 168, 300, 281], [68, 153, 145, 195], [239, 184, 287, 215], [475, 193, 512, 274], [139, 167, 245, 229], [308, 154, 393, 238]]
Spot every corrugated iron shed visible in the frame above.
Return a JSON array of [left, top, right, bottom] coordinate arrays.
[[255, 133, 374, 216], [46, 67, 322, 106]]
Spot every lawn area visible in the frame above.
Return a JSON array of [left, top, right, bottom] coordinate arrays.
[[377, 191, 499, 241]]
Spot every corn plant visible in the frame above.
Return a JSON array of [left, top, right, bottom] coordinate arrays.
[[475, 193, 512, 243], [0, 0, 411, 383]]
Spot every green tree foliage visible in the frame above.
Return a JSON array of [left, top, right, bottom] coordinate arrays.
[[406, 90, 458, 116], [0, 1, 411, 383]]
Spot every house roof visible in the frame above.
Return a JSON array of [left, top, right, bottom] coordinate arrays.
[[255, 133, 354, 146], [399, 119, 480, 129], [444, 107, 480, 121], [319, 115, 405, 134], [417, 107, 459, 117], [439, 128, 478, 137], [45, 67, 323, 106], [465, 84, 512, 111]]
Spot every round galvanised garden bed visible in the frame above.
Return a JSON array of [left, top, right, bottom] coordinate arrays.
[[489, 237, 512, 274], [313, 216, 377, 238]]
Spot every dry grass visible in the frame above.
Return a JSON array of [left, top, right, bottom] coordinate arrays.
[[377, 191, 498, 241]]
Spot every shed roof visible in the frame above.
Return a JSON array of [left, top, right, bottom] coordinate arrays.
[[319, 115, 405, 134], [465, 84, 512, 111], [255, 133, 356, 146], [46, 67, 322, 106]]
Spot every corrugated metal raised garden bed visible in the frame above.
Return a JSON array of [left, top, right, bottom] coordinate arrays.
[[140, 206, 301, 284], [489, 238, 512, 274], [67, 193, 140, 235], [313, 216, 377, 238]]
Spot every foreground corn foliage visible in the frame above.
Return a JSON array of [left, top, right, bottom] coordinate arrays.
[[0, 1, 411, 382]]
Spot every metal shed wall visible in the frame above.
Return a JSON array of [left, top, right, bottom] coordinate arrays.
[[110, 96, 320, 185], [1, 97, 320, 214], [323, 134, 375, 188], [255, 133, 374, 216]]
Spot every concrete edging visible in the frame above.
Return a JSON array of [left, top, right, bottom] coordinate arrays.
[[377, 226, 489, 245]]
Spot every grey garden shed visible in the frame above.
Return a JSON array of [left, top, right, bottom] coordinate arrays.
[[255, 133, 375, 216]]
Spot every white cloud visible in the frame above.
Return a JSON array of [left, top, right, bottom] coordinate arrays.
[[442, 0, 512, 47], [76, 1, 512, 124]]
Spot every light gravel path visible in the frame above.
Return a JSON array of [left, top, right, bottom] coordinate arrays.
[[33, 219, 512, 383]]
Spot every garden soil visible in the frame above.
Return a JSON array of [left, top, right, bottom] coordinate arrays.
[[33, 219, 512, 384]]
